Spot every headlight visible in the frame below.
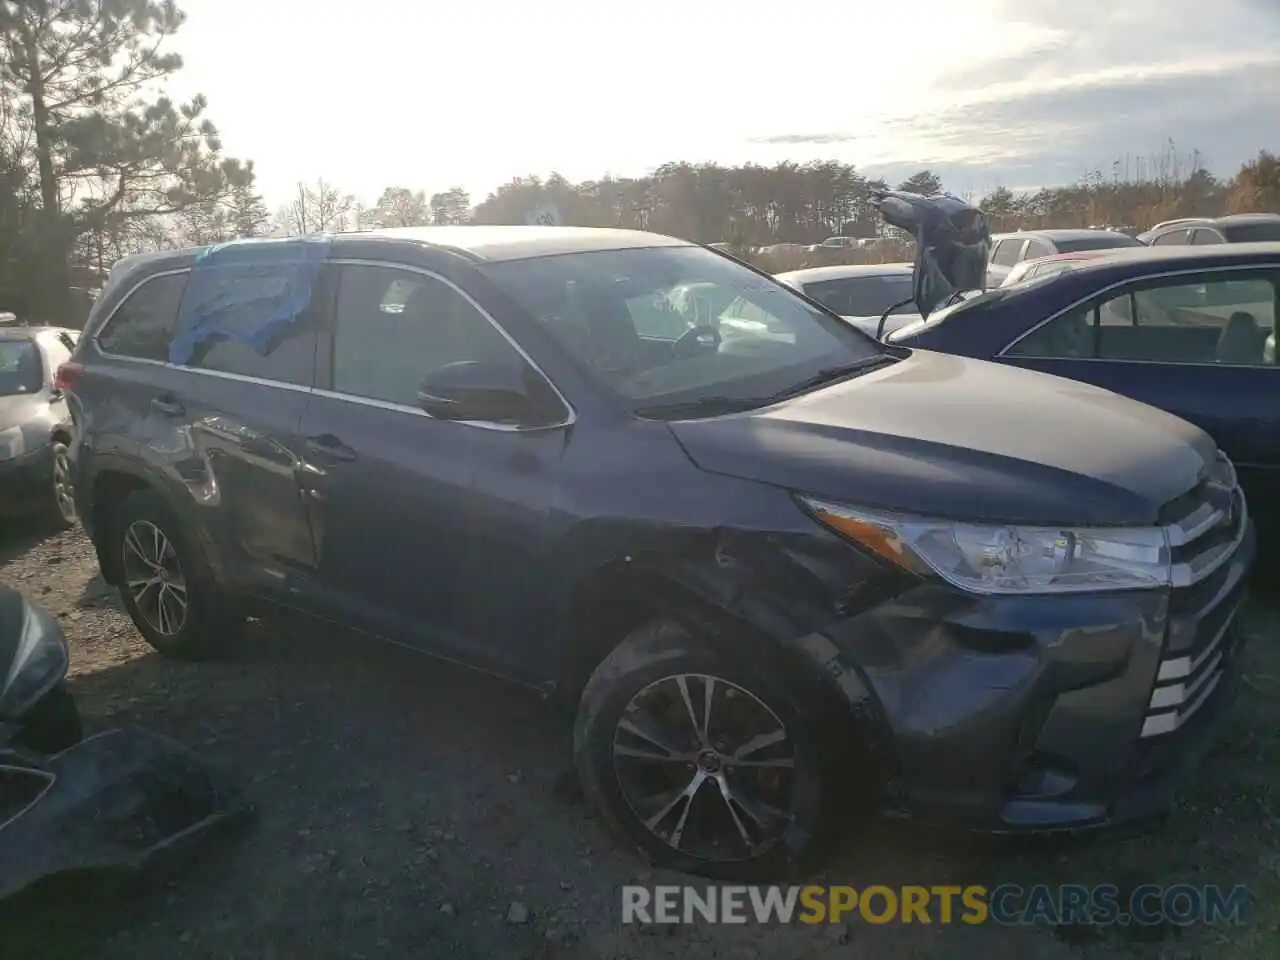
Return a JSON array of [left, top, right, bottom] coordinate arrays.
[[0, 425, 23, 461], [0, 601, 70, 719], [799, 497, 1171, 595]]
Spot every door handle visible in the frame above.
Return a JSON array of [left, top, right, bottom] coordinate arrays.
[[304, 433, 357, 462], [150, 395, 185, 417]]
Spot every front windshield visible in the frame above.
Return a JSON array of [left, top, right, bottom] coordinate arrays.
[[483, 245, 883, 411], [0, 340, 42, 395], [802, 275, 915, 317]]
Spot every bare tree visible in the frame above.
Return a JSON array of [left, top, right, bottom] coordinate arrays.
[[278, 178, 355, 235]]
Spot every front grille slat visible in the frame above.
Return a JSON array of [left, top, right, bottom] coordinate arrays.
[[1141, 454, 1246, 740]]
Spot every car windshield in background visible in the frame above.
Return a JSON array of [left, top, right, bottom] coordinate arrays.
[[482, 245, 884, 413], [0, 340, 42, 395], [1223, 222, 1280, 242], [802, 276, 915, 317], [1055, 235, 1144, 253]]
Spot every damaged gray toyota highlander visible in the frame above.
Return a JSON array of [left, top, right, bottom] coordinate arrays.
[[61, 194, 1254, 880]]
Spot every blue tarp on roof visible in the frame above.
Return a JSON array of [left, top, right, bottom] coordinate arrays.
[[168, 236, 330, 366]]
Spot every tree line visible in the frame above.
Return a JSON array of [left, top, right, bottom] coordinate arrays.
[[3, 2, 1279, 327]]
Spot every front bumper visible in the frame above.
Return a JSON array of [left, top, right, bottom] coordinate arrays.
[[0, 725, 249, 902], [830, 519, 1256, 834], [0, 444, 54, 514]]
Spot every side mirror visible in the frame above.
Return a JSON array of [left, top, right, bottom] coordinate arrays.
[[417, 360, 545, 424], [876, 191, 991, 319]]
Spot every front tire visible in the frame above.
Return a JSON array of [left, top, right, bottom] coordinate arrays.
[[574, 620, 833, 880], [108, 489, 242, 660], [43, 441, 77, 531]]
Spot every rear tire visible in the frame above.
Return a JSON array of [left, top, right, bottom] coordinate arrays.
[[108, 489, 243, 660], [574, 619, 838, 880]]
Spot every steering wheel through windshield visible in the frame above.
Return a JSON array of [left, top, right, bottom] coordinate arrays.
[[671, 324, 721, 359]]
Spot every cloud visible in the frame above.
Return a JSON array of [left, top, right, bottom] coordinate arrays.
[[755, 0, 1280, 191]]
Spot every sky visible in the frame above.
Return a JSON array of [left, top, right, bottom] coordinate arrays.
[[168, 0, 1280, 209]]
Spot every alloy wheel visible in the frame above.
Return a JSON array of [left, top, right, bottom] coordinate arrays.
[[121, 520, 188, 636], [612, 673, 797, 863], [51, 447, 76, 523]]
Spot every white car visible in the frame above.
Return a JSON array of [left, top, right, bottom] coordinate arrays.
[[773, 263, 920, 337]]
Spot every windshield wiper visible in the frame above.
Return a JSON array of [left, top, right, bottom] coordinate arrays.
[[633, 396, 771, 419], [766, 355, 894, 401]]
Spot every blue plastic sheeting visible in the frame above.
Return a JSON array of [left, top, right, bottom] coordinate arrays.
[[168, 236, 330, 366]]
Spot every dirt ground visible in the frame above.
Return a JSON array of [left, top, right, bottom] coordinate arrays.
[[0, 522, 1277, 959]]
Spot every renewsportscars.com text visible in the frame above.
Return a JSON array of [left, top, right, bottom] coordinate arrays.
[[621, 883, 1250, 927]]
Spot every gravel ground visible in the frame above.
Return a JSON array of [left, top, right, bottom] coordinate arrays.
[[1, 522, 1277, 959]]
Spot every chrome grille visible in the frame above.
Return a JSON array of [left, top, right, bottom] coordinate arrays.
[[1142, 454, 1247, 739]]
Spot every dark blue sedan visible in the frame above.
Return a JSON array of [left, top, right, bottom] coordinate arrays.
[[888, 243, 1280, 540]]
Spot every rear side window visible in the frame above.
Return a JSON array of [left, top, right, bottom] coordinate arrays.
[[1222, 222, 1280, 243], [178, 264, 325, 387], [95, 273, 187, 361], [1023, 239, 1053, 259]]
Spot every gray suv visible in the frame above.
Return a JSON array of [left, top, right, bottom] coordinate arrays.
[[59, 227, 1253, 879]]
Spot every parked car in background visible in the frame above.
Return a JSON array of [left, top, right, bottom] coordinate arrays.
[[63, 225, 1251, 879], [774, 263, 920, 336], [0, 326, 80, 529], [805, 236, 859, 254], [890, 242, 1279, 545], [986, 229, 1144, 287], [1000, 250, 1114, 286], [1137, 213, 1280, 247], [0, 312, 17, 326]]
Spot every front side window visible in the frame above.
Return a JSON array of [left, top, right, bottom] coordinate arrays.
[[1007, 273, 1280, 363], [1153, 230, 1190, 246], [802, 275, 915, 317], [0, 340, 43, 395], [482, 245, 883, 412], [1004, 307, 1095, 358], [330, 265, 529, 408], [1023, 239, 1053, 259], [95, 272, 187, 361], [1097, 274, 1277, 364], [991, 240, 1024, 267]]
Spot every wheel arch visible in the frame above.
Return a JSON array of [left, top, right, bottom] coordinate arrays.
[[86, 461, 224, 588], [555, 542, 900, 793]]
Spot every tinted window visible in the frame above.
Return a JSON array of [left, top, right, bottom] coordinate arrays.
[[991, 240, 1024, 267], [1054, 234, 1143, 253], [482, 246, 882, 411], [96, 272, 187, 361], [1191, 229, 1224, 245], [1222, 222, 1280, 243], [1004, 307, 1094, 358], [331, 265, 525, 407], [0, 340, 43, 395], [803, 275, 915, 317], [1152, 230, 1189, 246], [1023, 239, 1054, 259], [179, 265, 323, 386], [1096, 274, 1277, 364]]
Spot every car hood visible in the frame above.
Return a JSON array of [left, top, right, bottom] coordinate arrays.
[[668, 349, 1214, 526], [0, 394, 42, 432], [842, 313, 921, 339]]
